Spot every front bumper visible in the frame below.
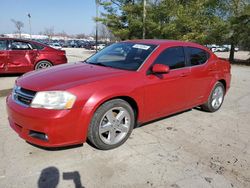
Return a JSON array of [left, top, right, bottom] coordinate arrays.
[[6, 94, 89, 147]]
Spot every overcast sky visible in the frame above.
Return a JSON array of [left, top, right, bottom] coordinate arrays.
[[0, 0, 101, 35]]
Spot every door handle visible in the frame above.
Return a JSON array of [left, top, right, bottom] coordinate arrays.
[[180, 73, 189, 77], [208, 68, 215, 71]]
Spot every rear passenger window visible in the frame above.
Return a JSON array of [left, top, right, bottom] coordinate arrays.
[[31, 43, 44, 50], [187, 47, 209, 66], [0, 40, 7, 50], [154, 47, 185, 69]]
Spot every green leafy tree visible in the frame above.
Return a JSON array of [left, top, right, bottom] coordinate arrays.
[[99, 0, 249, 61], [224, 0, 250, 61]]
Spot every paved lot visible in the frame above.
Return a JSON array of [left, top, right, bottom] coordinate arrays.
[[215, 51, 250, 61], [0, 49, 250, 188]]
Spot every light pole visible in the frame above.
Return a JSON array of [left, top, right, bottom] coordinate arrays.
[[27, 13, 32, 39], [95, 0, 99, 52], [142, 0, 146, 39]]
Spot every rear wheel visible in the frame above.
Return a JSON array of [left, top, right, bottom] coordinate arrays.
[[35, 61, 53, 70], [88, 99, 135, 150], [201, 82, 225, 112]]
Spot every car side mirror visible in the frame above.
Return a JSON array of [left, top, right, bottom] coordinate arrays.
[[152, 64, 170, 74]]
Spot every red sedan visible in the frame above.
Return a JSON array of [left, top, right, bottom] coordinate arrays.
[[0, 38, 67, 73], [6, 40, 231, 150]]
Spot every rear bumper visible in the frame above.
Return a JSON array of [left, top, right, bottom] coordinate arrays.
[[6, 94, 90, 147]]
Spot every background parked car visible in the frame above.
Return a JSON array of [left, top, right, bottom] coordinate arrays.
[[214, 46, 229, 52], [206, 44, 239, 52], [49, 42, 62, 50], [92, 43, 106, 51], [0, 38, 67, 74]]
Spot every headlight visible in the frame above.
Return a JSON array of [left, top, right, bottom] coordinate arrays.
[[30, 91, 76, 110]]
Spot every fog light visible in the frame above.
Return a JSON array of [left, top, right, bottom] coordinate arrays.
[[29, 130, 48, 141]]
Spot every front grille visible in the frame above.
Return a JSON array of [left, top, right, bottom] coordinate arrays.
[[12, 86, 36, 107]]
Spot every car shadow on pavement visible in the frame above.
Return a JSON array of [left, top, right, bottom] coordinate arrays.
[[38, 166, 84, 188], [0, 73, 23, 77], [27, 142, 83, 151], [193, 106, 207, 112], [136, 109, 192, 129]]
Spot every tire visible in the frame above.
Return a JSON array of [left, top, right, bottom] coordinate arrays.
[[88, 99, 135, 150], [35, 61, 53, 70], [201, 82, 225, 112]]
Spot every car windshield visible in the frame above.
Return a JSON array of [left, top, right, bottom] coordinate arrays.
[[85, 42, 157, 71]]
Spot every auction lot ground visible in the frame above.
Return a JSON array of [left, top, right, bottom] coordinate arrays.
[[0, 49, 249, 188]]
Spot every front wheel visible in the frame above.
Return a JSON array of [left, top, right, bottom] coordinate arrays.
[[87, 99, 135, 150], [201, 82, 225, 112]]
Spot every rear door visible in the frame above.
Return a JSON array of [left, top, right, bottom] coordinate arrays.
[[185, 47, 215, 107], [0, 39, 8, 73], [8, 40, 36, 72], [144, 46, 191, 120]]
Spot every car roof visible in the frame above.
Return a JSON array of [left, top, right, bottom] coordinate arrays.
[[125, 39, 208, 50], [0, 37, 35, 42], [0, 37, 50, 48]]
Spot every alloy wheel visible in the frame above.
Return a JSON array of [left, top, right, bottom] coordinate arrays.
[[98, 107, 131, 145]]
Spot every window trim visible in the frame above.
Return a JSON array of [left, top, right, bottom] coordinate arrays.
[[184, 46, 210, 68]]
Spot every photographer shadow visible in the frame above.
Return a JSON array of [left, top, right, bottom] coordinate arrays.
[[38, 166, 84, 188]]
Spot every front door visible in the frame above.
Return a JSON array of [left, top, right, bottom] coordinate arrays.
[[144, 46, 191, 121], [7, 40, 35, 72]]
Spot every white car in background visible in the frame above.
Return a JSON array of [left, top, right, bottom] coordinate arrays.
[[49, 43, 62, 50], [94, 44, 106, 50], [207, 44, 239, 52]]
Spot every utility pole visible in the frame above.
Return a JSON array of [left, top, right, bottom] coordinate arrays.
[[95, 0, 99, 52], [27, 13, 32, 39], [142, 0, 146, 39]]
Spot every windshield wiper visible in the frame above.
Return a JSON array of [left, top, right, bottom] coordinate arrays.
[[93, 63, 108, 67], [85, 61, 115, 68], [86, 62, 110, 67]]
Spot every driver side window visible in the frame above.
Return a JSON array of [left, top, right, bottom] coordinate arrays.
[[154, 47, 185, 69]]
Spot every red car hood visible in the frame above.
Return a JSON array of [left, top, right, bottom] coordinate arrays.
[[17, 62, 129, 91]]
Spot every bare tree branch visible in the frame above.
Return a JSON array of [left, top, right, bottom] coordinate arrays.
[[11, 19, 24, 38]]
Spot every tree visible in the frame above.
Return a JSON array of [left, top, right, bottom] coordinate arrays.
[[224, 1, 250, 61], [43, 27, 54, 41], [76, 33, 86, 39], [11, 19, 24, 38], [97, 0, 140, 40], [98, 23, 115, 41], [99, 0, 249, 62], [98, 0, 230, 43]]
